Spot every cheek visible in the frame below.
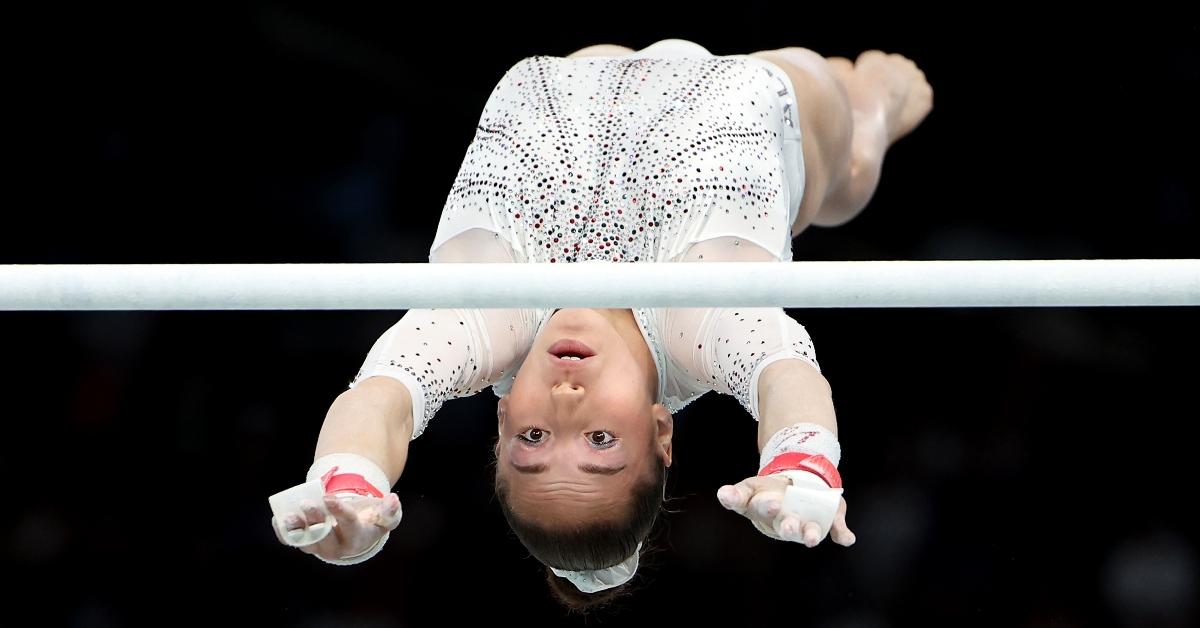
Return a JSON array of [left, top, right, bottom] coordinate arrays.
[[594, 369, 653, 413], [510, 352, 540, 385], [602, 351, 651, 388], [501, 379, 541, 423]]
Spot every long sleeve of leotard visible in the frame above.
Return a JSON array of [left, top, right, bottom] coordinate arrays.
[[347, 229, 541, 438], [660, 237, 822, 421]]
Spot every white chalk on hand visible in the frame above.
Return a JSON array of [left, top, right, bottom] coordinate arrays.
[[270, 480, 335, 547]]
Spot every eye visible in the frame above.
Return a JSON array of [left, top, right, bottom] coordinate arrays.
[[587, 431, 617, 449], [517, 428, 548, 445]]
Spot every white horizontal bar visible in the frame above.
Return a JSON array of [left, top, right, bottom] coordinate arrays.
[[1, 260, 1197, 310]]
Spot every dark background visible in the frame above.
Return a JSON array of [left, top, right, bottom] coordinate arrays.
[[3, 4, 1197, 627]]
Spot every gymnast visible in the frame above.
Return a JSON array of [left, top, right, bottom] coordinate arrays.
[[270, 38, 932, 610]]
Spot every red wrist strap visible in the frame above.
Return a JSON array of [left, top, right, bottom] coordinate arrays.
[[757, 452, 843, 489], [320, 466, 384, 498]]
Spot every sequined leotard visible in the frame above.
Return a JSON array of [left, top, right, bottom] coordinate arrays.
[[350, 40, 821, 438]]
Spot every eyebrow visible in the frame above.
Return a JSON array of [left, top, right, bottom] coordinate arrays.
[[510, 462, 627, 475]]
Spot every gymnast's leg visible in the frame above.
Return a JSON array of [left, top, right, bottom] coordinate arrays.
[[750, 48, 933, 234], [564, 42, 932, 233]]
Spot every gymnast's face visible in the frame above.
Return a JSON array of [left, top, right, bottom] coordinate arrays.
[[496, 308, 672, 525]]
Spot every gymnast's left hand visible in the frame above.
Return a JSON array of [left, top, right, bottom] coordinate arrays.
[[717, 474, 856, 548], [273, 492, 402, 561]]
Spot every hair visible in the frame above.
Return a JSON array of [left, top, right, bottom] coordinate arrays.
[[494, 450, 668, 613]]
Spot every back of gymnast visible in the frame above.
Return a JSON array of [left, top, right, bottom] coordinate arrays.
[[271, 38, 932, 610]]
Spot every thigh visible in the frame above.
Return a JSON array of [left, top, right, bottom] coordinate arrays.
[[749, 49, 852, 237]]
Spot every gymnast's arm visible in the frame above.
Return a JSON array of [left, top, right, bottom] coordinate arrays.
[[268, 378, 414, 561], [756, 359, 836, 451], [270, 230, 538, 562], [328, 229, 533, 475], [662, 239, 853, 546], [315, 376, 414, 486], [722, 352, 855, 548]]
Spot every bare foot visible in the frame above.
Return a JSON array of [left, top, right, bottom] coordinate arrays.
[[842, 51, 933, 144]]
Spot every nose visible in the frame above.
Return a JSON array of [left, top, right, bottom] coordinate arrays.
[[552, 380, 585, 407], [552, 381, 584, 395], [550, 381, 584, 417]]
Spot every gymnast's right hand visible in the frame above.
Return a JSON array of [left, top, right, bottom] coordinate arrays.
[[717, 474, 855, 548], [272, 491, 403, 563]]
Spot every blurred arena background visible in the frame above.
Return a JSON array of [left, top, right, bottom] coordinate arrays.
[[3, 5, 1196, 626]]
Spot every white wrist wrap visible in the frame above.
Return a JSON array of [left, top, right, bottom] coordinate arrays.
[[759, 423, 841, 471]]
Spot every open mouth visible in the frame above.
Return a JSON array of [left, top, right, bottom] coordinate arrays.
[[548, 339, 596, 361]]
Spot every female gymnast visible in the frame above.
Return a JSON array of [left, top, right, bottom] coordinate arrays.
[[270, 38, 932, 610]]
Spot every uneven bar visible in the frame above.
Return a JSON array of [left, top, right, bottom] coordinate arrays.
[[1, 260, 1197, 310]]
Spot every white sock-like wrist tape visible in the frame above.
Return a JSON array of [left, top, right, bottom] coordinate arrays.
[[759, 422, 841, 470]]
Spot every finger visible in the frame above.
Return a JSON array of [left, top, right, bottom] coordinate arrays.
[[300, 500, 326, 526], [740, 475, 791, 492], [747, 492, 782, 521], [372, 493, 402, 530], [290, 518, 327, 555], [719, 476, 789, 514], [324, 494, 361, 529], [829, 499, 857, 547], [775, 513, 803, 542], [717, 485, 748, 514], [305, 511, 352, 558], [276, 512, 320, 553], [801, 521, 823, 547], [282, 512, 306, 531], [288, 505, 333, 554]]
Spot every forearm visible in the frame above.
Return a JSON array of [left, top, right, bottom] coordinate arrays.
[[314, 376, 414, 486], [756, 359, 837, 452]]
